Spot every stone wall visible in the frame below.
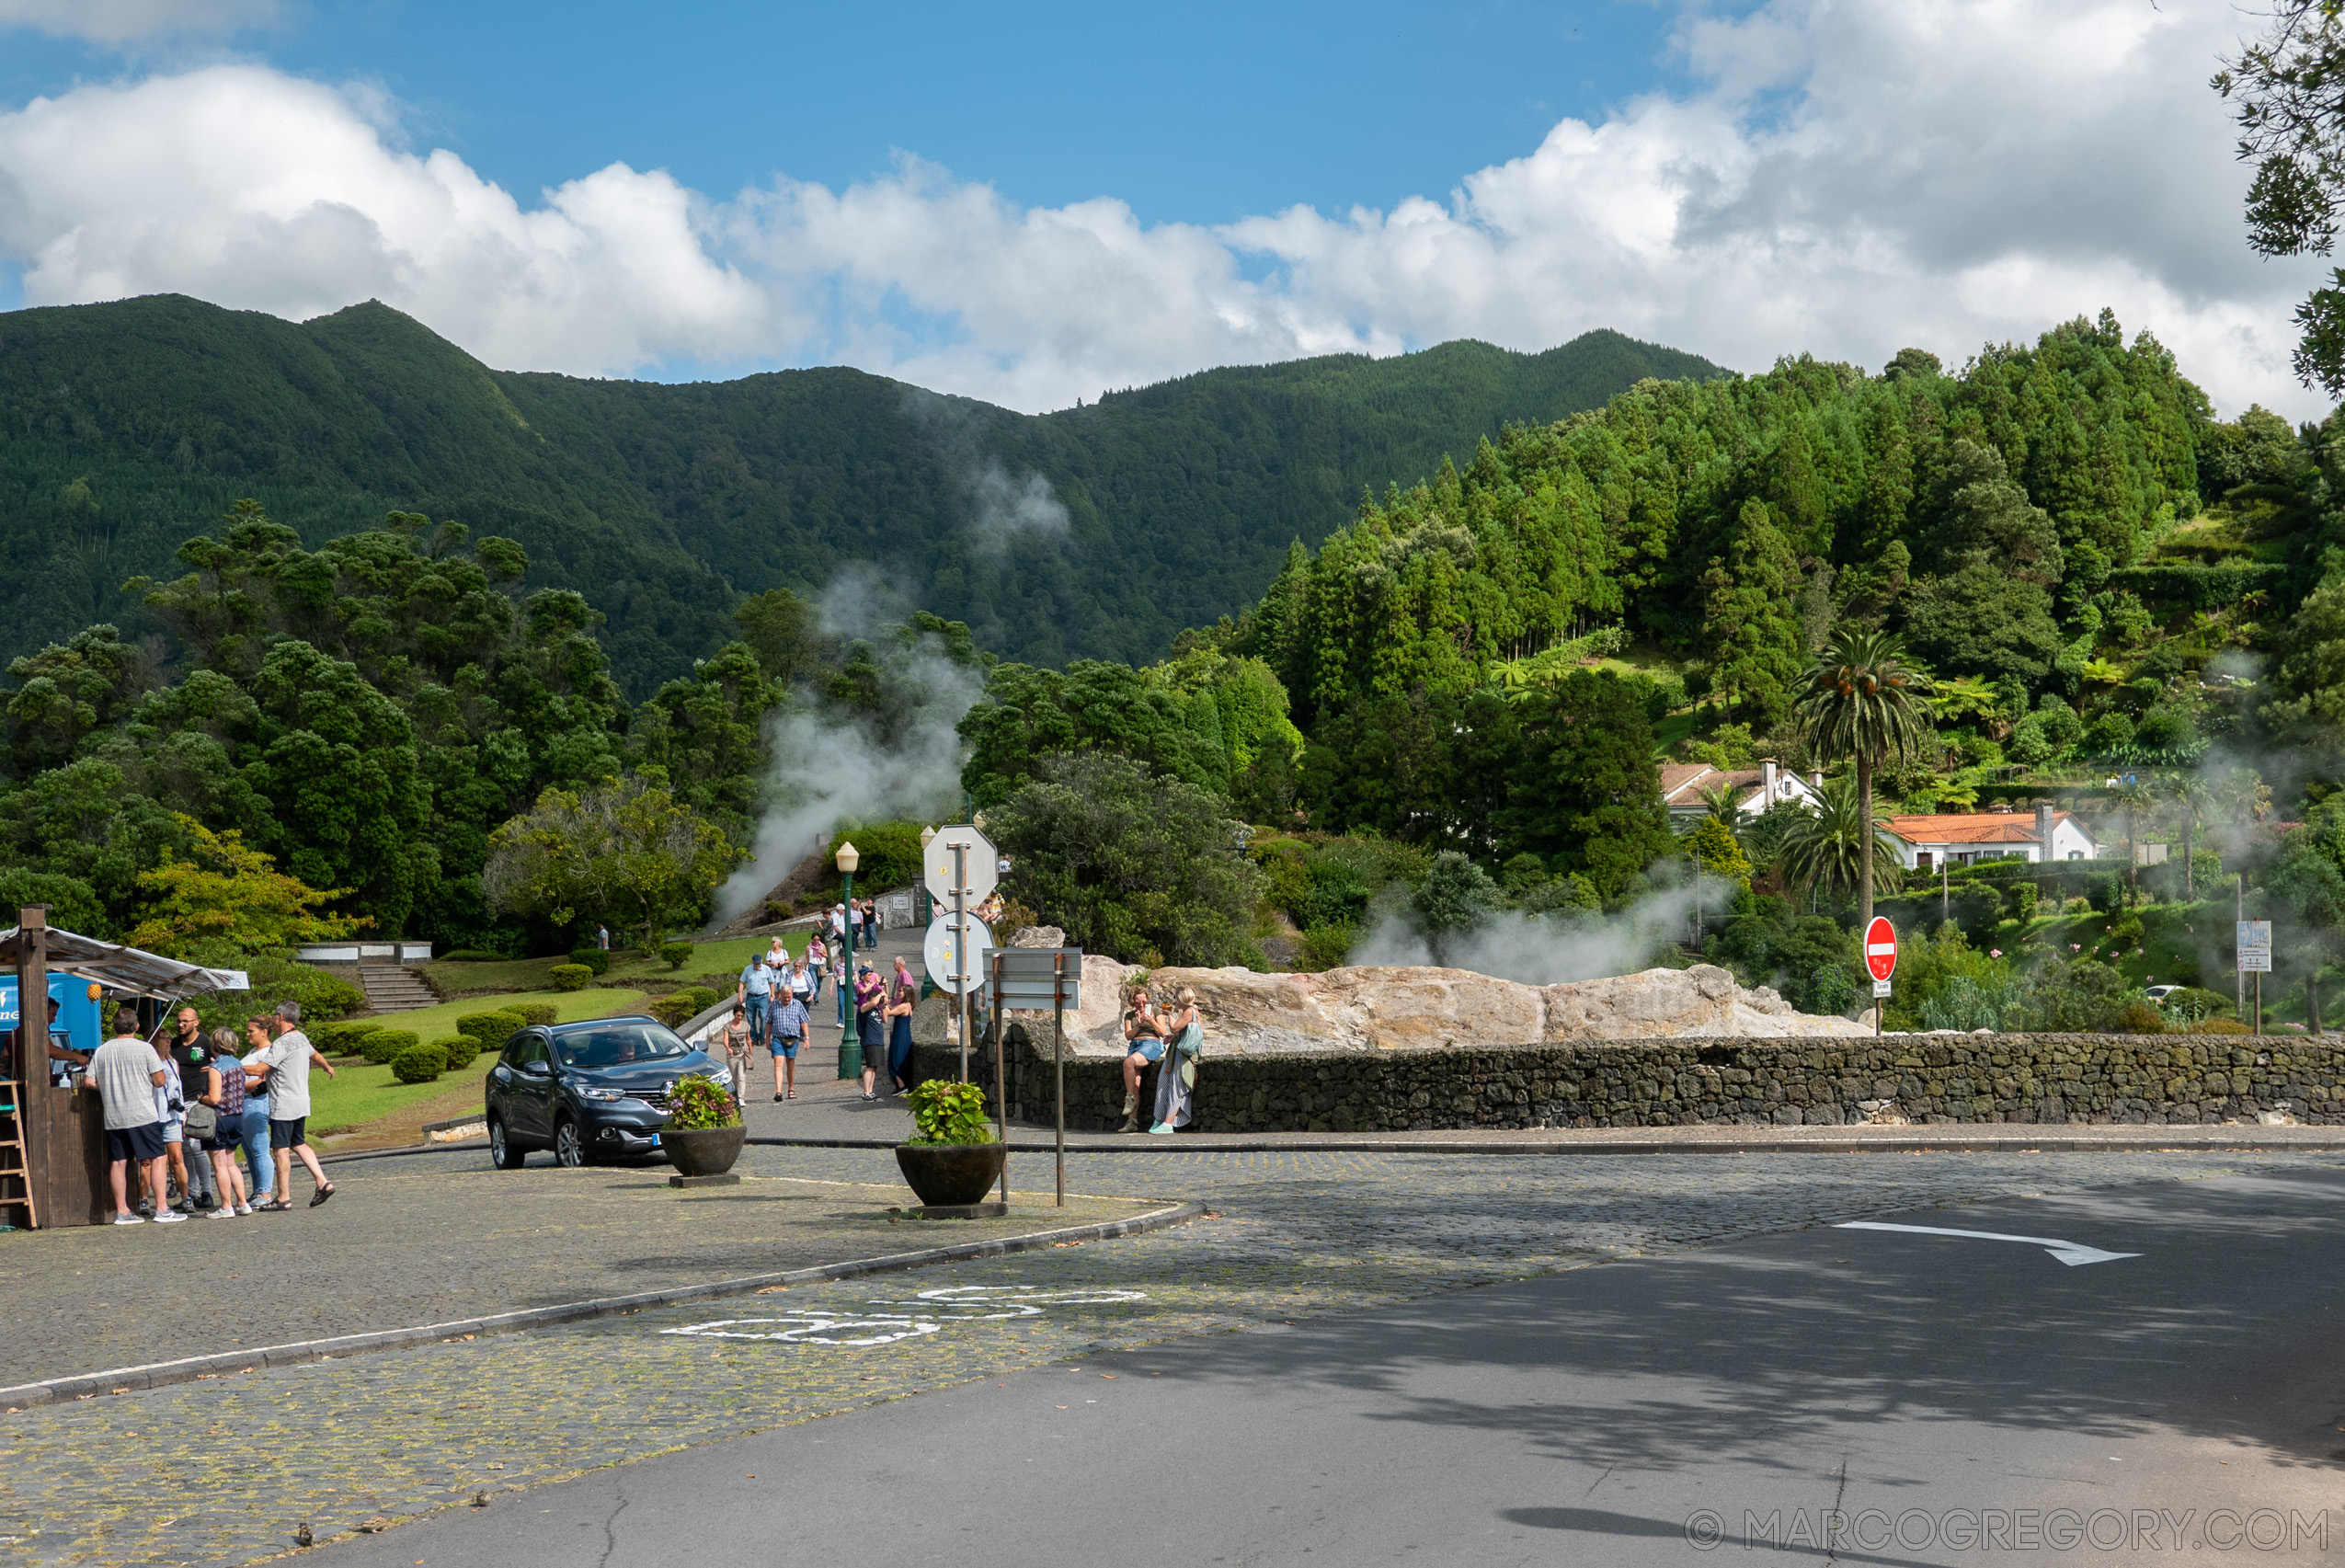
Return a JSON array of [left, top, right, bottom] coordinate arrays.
[[913, 1030, 2345, 1132]]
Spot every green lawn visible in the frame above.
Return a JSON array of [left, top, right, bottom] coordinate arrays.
[[423, 934, 813, 997], [307, 987, 646, 1135]]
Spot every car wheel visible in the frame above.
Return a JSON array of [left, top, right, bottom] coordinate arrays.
[[553, 1118, 586, 1169], [489, 1116, 525, 1170]]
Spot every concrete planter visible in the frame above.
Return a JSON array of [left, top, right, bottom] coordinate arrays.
[[664, 1125, 745, 1177], [894, 1142, 1004, 1207]]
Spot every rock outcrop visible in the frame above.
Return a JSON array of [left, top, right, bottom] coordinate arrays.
[[1019, 961, 1870, 1056]]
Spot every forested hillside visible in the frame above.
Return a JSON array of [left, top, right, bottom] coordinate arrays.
[[0, 294, 1719, 693]]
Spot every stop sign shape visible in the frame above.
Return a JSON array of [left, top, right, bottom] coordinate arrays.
[[1864, 916, 1898, 981]]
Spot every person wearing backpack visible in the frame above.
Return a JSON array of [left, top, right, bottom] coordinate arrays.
[[1150, 987, 1202, 1134]]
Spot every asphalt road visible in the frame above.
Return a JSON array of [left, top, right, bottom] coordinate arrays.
[[314, 1165, 2345, 1567]]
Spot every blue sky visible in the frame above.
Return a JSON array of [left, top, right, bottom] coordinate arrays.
[[1, 1, 1685, 230], [0, 1, 2323, 417]]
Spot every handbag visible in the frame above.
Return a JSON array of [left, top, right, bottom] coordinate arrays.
[[183, 1101, 219, 1139]]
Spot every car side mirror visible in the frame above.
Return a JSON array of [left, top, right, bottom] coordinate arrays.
[[521, 1059, 551, 1079]]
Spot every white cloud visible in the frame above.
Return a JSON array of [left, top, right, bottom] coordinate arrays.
[[0, 0, 278, 43], [0, 1, 2330, 418]]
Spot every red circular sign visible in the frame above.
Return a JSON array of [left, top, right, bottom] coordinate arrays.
[[1864, 916, 1898, 981]]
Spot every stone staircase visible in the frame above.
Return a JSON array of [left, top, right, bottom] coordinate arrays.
[[357, 965, 438, 1014]]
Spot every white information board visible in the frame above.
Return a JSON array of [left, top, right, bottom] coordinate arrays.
[[2238, 920, 2272, 974]]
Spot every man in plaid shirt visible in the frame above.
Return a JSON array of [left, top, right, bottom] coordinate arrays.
[[768, 986, 810, 1103]]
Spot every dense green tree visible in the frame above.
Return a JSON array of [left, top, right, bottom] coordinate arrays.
[[482, 774, 741, 948], [988, 751, 1264, 967]]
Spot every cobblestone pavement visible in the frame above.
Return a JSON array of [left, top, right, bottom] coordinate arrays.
[[0, 1160, 1151, 1385], [11, 1144, 2345, 1565]]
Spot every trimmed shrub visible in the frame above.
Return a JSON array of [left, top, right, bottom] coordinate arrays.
[[567, 948, 612, 975], [2190, 1016, 2253, 1035], [650, 990, 719, 1028], [456, 1011, 523, 1047], [764, 898, 795, 922], [312, 1021, 380, 1058], [548, 964, 592, 992], [2115, 1001, 2168, 1034], [514, 1003, 558, 1027], [431, 1034, 479, 1071], [440, 949, 509, 962], [391, 1042, 448, 1084], [658, 940, 695, 970], [361, 1029, 418, 1065]]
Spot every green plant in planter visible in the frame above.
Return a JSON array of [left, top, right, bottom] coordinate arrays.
[[548, 964, 593, 991], [905, 1080, 995, 1146], [431, 1034, 479, 1071], [664, 1074, 738, 1130]]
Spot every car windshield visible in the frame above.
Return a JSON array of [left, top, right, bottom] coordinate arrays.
[[551, 1024, 693, 1070]]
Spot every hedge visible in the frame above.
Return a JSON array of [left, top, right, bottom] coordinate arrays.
[[514, 1003, 558, 1027], [2103, 562, 2287, 611], [431, 1034, 479, 1071], [567, 948, 612, 975], [311, 1021, 380, 1057], [391, 1042, 448, 1084], [360, 1029, 418, 1066], [549, 964, 593, 992]]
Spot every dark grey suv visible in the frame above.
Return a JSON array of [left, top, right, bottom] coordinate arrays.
[[484, 1015, 731, 1169]]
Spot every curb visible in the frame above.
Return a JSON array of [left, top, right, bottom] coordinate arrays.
[[0, 1200, 1206, 1411], [747, 1132, 2345, 1156]]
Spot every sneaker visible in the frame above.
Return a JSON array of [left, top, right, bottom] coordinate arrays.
[[112, 1213, 144, 1226], [1148, 1123, 1177, 1135], [135, 1198, 154, 1218], [152, 1210, 189, 1223], [236, 1203, 255, 1216], [208, 1207, 235, 1219]]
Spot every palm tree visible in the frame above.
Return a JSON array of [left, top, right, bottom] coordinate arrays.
[[1776, 773, 1907, 907], [1794, 628, 1934, 932], [1697, 781, 1742, 830], [2163, 771, 2216, 900]]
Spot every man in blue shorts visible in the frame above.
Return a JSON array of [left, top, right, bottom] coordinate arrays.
[[768, 989, 808, 1103], [82, 1007, 177, 1225], [738, 950, 775, 1056]]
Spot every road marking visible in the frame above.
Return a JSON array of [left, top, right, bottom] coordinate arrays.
[[1834, 1221, 2141, 1266], [658, 1286, 1152, 1347]]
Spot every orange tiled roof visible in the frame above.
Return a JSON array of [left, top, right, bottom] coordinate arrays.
[[1886, 811, 2073, 845]]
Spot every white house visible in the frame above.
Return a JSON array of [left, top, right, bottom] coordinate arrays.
[[1660, 761, 1825, 827], [1884, 804, 2102, 872]]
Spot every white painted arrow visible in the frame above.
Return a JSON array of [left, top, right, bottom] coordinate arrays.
[[1834, 1221, 2141, 1266]]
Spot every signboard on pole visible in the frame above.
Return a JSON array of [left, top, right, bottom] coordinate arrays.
[[990, 947, 1083, 1011], [923, 914, 994, 996], [2238, 920, 2273, 974], [1864, 917, 1899, 982], [922, 826, 999, 906]]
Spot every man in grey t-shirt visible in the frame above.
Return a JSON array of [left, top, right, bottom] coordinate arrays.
[[81, 1008, 177, 1226], [245, 1001, 337, 1209]]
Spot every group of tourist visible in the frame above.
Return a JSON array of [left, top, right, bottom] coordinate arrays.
[[81, 1000, 339, 1225], [1120, 982, 1202, 1135], [828, 898, 881, 951], [726, 932, 922, 1109]]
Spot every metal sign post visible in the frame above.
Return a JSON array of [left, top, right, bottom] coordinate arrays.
[[954, 843, 967, 1081], [1053, 949, 1066, 1207], [2240, 920, 2271, 1037], [989, 948, 1007, 1204], [1865, 916, 1898, 1038]]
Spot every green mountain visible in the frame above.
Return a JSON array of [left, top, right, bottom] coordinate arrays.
[[0, 293, 1723, 693]]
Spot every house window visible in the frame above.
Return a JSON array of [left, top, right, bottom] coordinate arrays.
[[2066, 851, 2082, 862], [1916, 853, 1933, 872]]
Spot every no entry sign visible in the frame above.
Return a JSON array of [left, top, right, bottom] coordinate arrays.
[[1864, 917, 1899, 982]]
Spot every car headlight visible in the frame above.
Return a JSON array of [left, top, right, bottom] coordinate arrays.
[[576, 1087, 624, 1102], [708, 1066, 732, 1088]]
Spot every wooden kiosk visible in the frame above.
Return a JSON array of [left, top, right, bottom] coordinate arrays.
[[1, 907, 243, 1229]]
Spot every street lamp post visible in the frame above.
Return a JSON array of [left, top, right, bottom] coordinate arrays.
[[835, 841, 861, 1081]]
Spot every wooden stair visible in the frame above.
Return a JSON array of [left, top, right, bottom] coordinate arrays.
[[357, 965, 438, 1013]]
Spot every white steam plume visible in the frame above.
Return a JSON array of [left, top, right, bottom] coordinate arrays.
[[1346, 877, 1735, 985], [965, 459, 1071, 556], [709, 580, 985, 928]]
